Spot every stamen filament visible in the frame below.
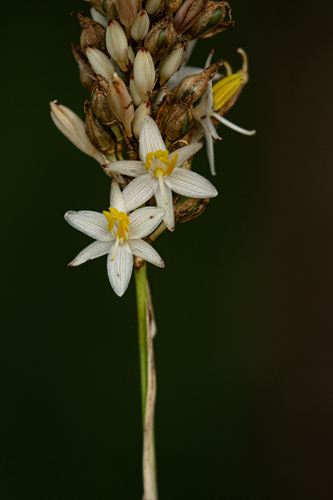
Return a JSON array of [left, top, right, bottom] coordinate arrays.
[[155, 168, 168, 204], [212, 112, 256, 136], [111, 237, 120, 261]]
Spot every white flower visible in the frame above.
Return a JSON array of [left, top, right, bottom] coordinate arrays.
[[65, 181, 165, 297], [103, 116, 218, 231]]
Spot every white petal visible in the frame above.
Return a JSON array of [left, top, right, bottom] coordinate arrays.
[[122, 175, 157, 212], [110, 180, 126, 212], [65, 211, 112, 241], [90, 7, 109, 28], [212, 112, 256, 136], [129, 207, 165, 239], [139, 116, 166, 162], [164, 168, 218, 198], [169, 143, 203, 168], [68, 240, 112, 267], [107, 242, 133, 297], [103, 160, 146, 177], [154, 182, 175, 231], [128, 239, 164, 268]]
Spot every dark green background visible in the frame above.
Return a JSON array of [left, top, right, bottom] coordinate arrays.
[[2, 1, 333, 498]]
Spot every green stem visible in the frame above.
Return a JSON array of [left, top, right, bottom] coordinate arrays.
[[135, 262, 148, 431]]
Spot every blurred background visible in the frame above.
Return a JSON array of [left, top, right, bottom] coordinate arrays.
[[1, 0, 333, 498]]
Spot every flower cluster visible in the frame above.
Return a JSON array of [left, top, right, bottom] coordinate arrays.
[[51, 0, 255, 296]]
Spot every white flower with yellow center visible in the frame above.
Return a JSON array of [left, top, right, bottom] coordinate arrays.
[[65, 180, 165, 297], [103, 116, 218, 231]]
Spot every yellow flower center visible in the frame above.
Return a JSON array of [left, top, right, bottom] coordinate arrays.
[[212, 73, 243, 112], [144, 149, 178, 177], [103, 207, 130, 261]]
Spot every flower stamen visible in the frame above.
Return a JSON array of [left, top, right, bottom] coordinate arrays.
[[212, 73, 243, 111], [103, 207, 130, 261], [155, 168, 168, 204], [144, 149, 178, 177]]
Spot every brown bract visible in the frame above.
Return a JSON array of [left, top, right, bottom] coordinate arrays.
[[76, 12, 108, 54], [144, 15, 177, 60], [162, 92, 195, 142], [71, 43, 95, 91], [174, 59, 223, 102], [84, 101, 116, 155], [187, 1, 234, 39], [102, 0, 119, 20], [173, 0, 209, 35], [90, 76, 116, 125], [174, 198, 210, 224]]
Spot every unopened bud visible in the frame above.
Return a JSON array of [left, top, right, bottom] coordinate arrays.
[[50, 101, 104, 163], [144, 15, 176, 60], [90, 6, 108, 28], [115, 0, 139, 27], [174, 60, 223, 102], [162, 92, 195, 142], [85, 46, 116, 81], [163, 0, 183, 14], [133, 48, 156, 97], [173, 0, 209, 35], [159, 42, 185, 86], [107, 73, 134, 137], [77, 12, 107, 54], [132, 101, 151, 139], [71, 43, 95, 91], [106, 20, 129, 72], [127, 46, 135, 65], [187, 1, 234, 39], [145, 0, 162, 15], [85, 101, 116, 155], [130, 76, 145, 107], [91, 76, 116, 125], [130, 10, 150, 42]]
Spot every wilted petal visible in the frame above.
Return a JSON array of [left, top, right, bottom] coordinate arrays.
[[128, 239, 164, 268], [122, 174, 157, 212], [169, 143, 202, 168], [139, 117, 166, 162], [201, 120, 216, 176], [212, 112, 256, 136], [65, 211, 112, 241], [129, 207, 165, 239], [110, 180, 126, 213], [103, 160, 146, 177], [154, 182, 175, 231], [107, 242, 133, 297], [68, 240, 112, 267], [164, 168, 218, 198]]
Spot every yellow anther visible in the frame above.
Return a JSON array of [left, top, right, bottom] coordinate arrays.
[[212, 73, 243, 111], [145, 149, 178, 177], [163, 153, 178, 177], [103, 208, 130, 240]]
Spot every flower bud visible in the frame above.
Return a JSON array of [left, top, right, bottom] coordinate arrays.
[[163, 0, 183, 14], [71, 43, 95, 91], [129, 76, 145, 107], [159, 42, 184, 86], [85, 46, 116, 81], [76, 12, 107, 54], [102, 0, 119, 19], [173, 0, 209, 35], [83, 0, 105, 15], [132, 101, 151, 139], [91, 75, 116, 125], [174, 60, 223, 102], [115, 0, 139, 27], [145, 0, 162, 15], [130, 10, 150, 42], [162, 92, 195, 142], [187, 1, 234, 39], [84, 101, 116, 155], [107, 73, 134, 137], [144, 15, 176, 60], [106, 20, 129, 72], [127, 46, 135, 65], [90, 6, 108, 28], [133, 48, 156, 96], [50, 101, 104, 163]]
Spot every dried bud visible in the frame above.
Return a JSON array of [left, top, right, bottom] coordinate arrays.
[[173, 0, 209, 35], [84, 101, 115, 155], [50, 101, 104, 163], [159, 41, 185, 86], [85, 46, 116, 81], [144, 16, 177, 60], [132, 101, 151, 139], [130, 10, 150, 42], [163, 0, 183, 14], [91, 76, 116, 125], [130, 76, 145, 107], [187, 1, 234, 39], [174, 197, 210, 224], [145, 0, 162, 15], [90, 6, 108, 28], [106, 20, 129, 72], [107, 73, 134, 137], [133, 48, 156, 97], [174, 60, 223, 102], [102, 0, 119, 19], [76, 12, 107, 54], [71, 43, 95, 90], [162, 92, 195, 142], [115, 0, 139, 27]]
